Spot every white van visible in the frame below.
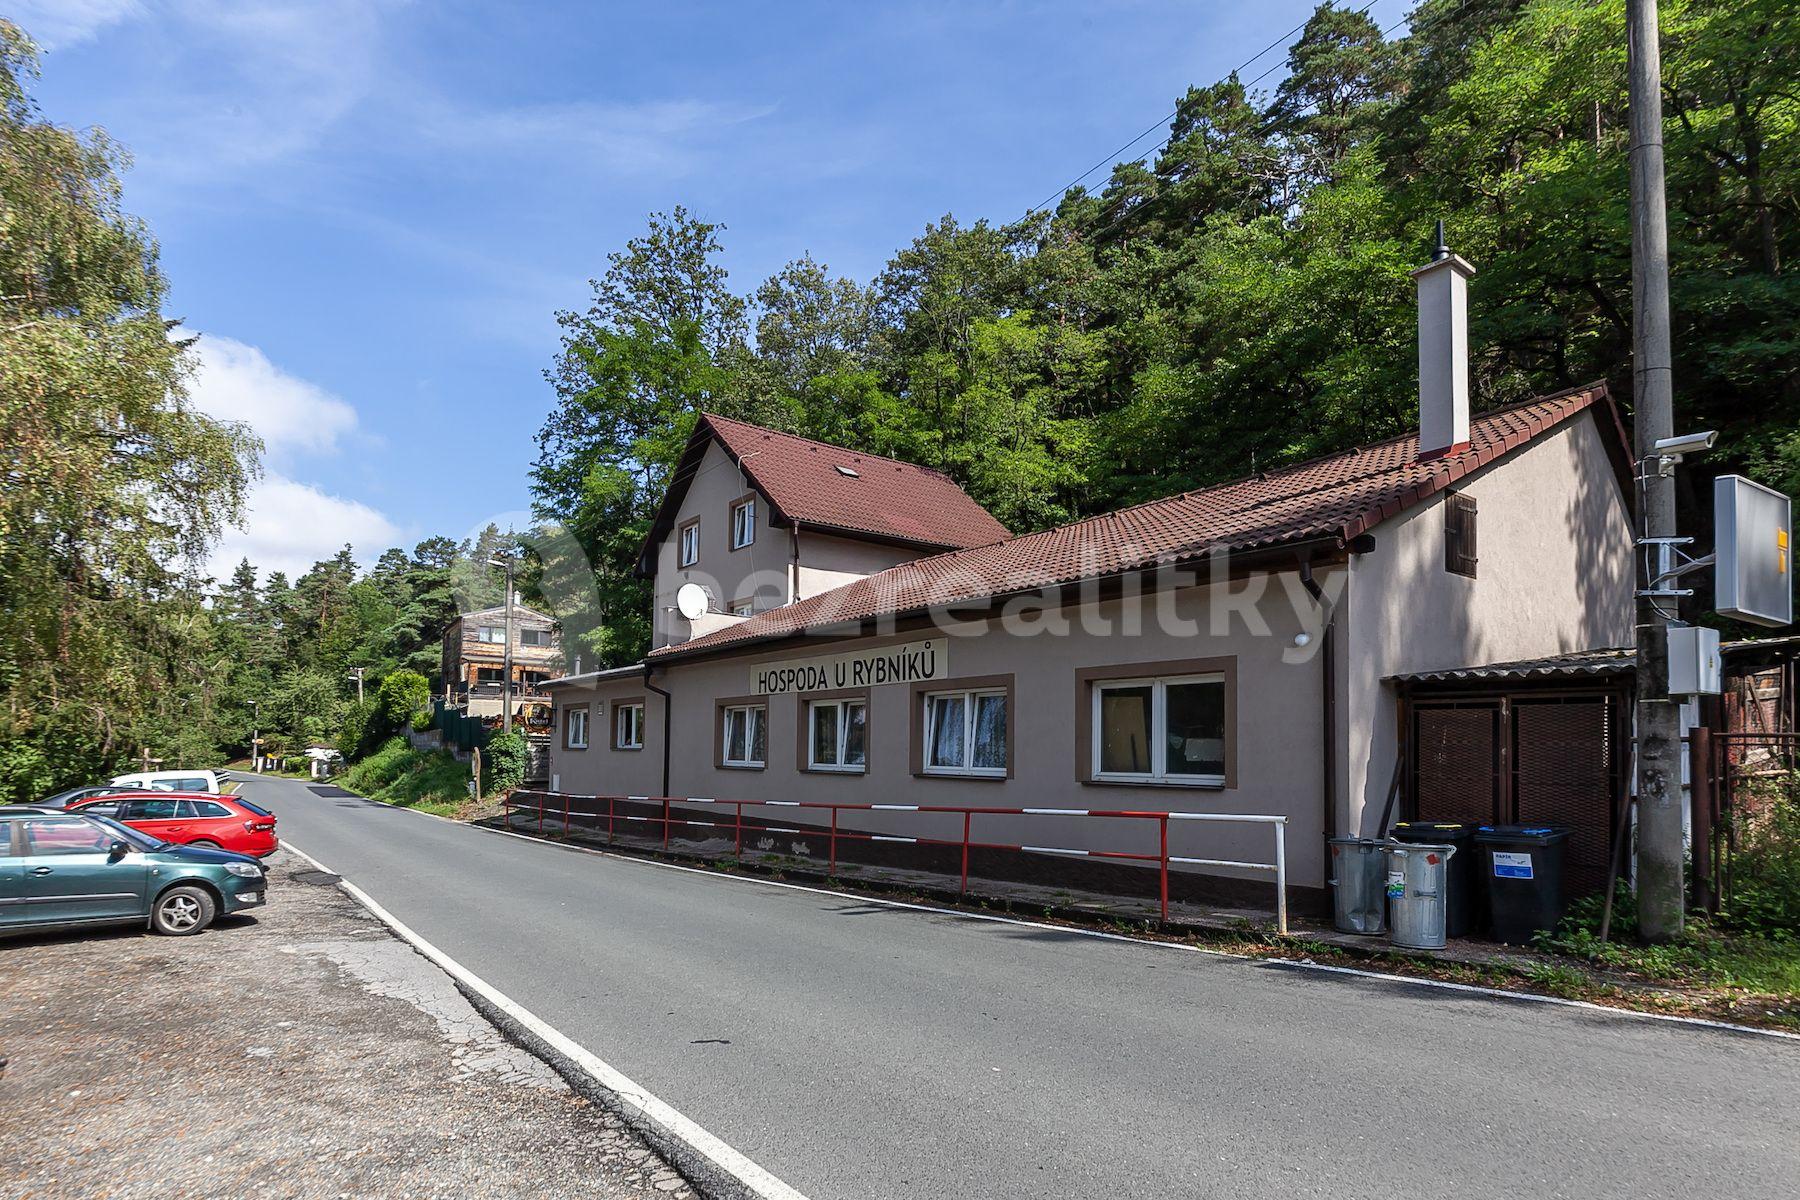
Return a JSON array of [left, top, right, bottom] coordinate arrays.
[[108, 769, 222, 794]]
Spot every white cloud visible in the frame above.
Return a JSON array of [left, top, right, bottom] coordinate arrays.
[[419, 97, 779, 177], [7, 0, 143, 47], [208, 474, 400, 582], [186, 334, 358, 458]]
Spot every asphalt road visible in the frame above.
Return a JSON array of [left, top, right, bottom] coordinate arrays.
[[246, 773, 1800, 1200]]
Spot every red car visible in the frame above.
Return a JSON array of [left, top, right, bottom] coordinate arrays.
[[69, 792, 278, 857]]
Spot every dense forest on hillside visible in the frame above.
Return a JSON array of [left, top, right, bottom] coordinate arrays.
[[534, 0, 1797, 667]]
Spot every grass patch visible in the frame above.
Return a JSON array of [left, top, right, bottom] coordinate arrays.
[[340, 737, 470, 817]]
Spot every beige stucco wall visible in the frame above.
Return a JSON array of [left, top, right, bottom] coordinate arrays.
[[1338, 410, 1636, 836], [554, 576, 1334, 890], [651, 442, 925, 648]]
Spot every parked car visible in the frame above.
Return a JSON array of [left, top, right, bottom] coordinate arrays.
[[107, 769, 223, 794], [0, 809, 267, 936], [34, 785, 143, 810], [68, 793, 277, 858]]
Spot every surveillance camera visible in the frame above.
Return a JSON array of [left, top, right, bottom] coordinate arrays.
[[1653, 430, 1719, 457]]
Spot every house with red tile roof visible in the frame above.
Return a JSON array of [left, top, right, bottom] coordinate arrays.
[[543, 243, 1638, 913]]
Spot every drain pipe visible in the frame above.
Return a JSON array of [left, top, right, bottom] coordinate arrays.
[[643, 661, 673, 798], [1299, 561, 1338, 845]]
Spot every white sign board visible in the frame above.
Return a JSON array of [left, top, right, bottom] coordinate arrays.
[[1715, 474, 1792, 628], [752, 637, 949, 696]]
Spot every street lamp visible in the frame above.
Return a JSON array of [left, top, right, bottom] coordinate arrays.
[[488, 554, 517, 736]]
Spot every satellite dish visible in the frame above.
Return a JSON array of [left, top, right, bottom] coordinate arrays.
[[675, 582, 710, 621]]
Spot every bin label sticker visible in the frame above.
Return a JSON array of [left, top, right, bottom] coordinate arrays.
[[1493, 851, 1534, 880], [1386, 871, 1406, 899]]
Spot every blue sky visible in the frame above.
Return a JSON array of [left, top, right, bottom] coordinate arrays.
[[14, 0, 1376, 578]]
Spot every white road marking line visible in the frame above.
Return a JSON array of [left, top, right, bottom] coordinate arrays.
[[258, 780, 1800, 1044], [278, 838, 812, 1200]]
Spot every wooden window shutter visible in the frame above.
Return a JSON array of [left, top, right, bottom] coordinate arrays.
[[1445, 492, 1478, 577]]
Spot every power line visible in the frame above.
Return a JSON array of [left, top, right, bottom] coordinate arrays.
[[1026, 0, 1388, 223]]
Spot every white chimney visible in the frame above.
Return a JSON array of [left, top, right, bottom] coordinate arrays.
[[1411, 221, 1477, 459]]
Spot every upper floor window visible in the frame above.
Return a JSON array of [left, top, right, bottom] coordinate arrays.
[[519, 627, 551, 647], [1445, 492, 1478, 578], [1092, 674, 1225, 785], [731, 497, 756, 549], [730, 600, 754, 617], [677, 519, 701, 567], [478, 625, 505, 643]]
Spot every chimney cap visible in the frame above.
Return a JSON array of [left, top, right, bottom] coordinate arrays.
[[1410, 222, 1476, 280]]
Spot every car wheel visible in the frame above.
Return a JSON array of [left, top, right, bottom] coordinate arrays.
[[152, 886, 216, 936], [188, 839, 222, 850]]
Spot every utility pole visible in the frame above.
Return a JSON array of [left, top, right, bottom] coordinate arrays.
[[251, 699, 262, 774], [1628, 0, 1683, 941], [347, 667, 365, 703], [489, 555, 517, 736]]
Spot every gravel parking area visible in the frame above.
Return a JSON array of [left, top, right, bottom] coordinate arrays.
[[0, 851, 695, 1200]]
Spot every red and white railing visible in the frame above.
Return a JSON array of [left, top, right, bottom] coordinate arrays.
[[503, 791, 1289, 933]]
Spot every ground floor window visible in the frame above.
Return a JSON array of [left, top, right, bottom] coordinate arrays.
[[615, 702, 644, 750], [564, 706, 589, 749], [923, 689, 1007, 776], [1093, 674, 1225, 784], [721, 704, 767, 768], [808, 698, 866, 772]]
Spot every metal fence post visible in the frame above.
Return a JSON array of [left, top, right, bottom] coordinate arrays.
[[830, 807, 838, 876], [735, 801, 744, 859], [960, 811, 971, 894], [662, 796, 670, 850], [608, 795, 616, 844], [1274, 820, 1289, 936], [1159, 815, 1169, 923], [564, 792, 571, 838]]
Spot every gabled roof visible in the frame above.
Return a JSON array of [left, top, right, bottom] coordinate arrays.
[[637, 414, 1012, 573], [649, 383, 1630, 662], [456, 603, 556, 625]]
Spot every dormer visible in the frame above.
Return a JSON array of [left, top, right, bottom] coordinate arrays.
[[639, 415, 1010, 649]]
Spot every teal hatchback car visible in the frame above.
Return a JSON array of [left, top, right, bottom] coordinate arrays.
[[0, 807, 268, 936]]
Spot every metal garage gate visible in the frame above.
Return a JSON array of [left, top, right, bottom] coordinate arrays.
[[1409, 690, 1626, 897]]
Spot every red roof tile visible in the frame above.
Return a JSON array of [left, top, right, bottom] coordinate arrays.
[[649, 384, 1628, 661], [639, 415, 1011, 573]]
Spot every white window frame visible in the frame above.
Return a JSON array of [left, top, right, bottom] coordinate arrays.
[[678, 520, 700, 567], [478, 625, 506, 644], [921, 688, 1008, 778], [565, 707, 589, 750], [731, 497, 756, 549], [615, 702, 645, 750], [730, 600, 754, 617], [1090, 673, 1225, 786], [721, 704, 766, 768], [806, 698, 867, 773]]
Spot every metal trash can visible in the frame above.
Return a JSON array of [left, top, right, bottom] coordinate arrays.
[[1474, 824, 1573, 943], [1384, 842, 1457, 950], [1328, 838, 1389, 935], [1391, 821, 1480, 938]]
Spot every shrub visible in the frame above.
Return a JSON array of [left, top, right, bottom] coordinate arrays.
[[342, 736, 471, 813], [336, 698, 379, 762], [1726, 778, 1800, 937], [375, 670, 432, 733], [485, 731, 528, 794]]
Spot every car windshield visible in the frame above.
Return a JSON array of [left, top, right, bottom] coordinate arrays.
[[233, 798, 272, 817], [84, 813, 165, 851]]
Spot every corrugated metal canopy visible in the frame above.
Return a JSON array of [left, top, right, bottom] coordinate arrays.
[[1389, 648, 1636, 684], [1391, 637, 1800, 684]]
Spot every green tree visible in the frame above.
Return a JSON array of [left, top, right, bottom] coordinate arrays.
[[0, 23, 258, 798]]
